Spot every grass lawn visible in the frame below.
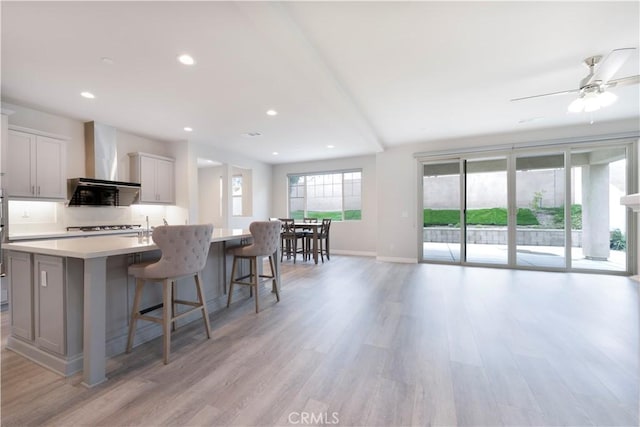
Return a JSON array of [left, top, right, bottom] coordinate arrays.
[[290, 210, 361, 221], [424, 208, 538, 226]]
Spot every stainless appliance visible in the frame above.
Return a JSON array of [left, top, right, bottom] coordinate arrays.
[[67, 122, 141, 206], [67, 178, 140, 207]]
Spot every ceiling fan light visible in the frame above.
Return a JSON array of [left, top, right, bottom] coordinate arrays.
[[598, 91, 617, 107], [568, 97, 585, 113], [584, 96, 601, 112]]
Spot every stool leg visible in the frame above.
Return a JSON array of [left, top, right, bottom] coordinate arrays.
[[162, 279, 171, 364], [195, 273, 212, 338], [171, 281, 177, 332], [269, 255, 280, 302], [126, 278, 144, 353], [227, 256, 238, 308], [252, 257, 259, 313]]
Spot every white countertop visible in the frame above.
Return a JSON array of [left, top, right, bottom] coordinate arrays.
[[8, 228, 142, 241], [4, 228, 251, 259]]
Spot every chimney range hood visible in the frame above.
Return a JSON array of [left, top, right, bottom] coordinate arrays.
[[67, 122, 141, 207]]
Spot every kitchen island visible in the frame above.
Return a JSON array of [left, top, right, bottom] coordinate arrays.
[[4, 228, 266, 387]]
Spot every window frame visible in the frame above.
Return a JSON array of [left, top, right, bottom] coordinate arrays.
[[287, 169, 362, 221]]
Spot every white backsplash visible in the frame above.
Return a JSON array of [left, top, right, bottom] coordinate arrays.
[[8, 200, 180, 235]]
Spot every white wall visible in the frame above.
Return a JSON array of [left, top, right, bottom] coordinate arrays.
[[198, 166, 224, 227], [191, 141, 272, 229], [376, 118, 640, 262], [272, 155, 377, 256], [1, 101, 182, 230]]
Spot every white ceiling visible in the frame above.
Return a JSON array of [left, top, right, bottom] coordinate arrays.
[[2, 1, 639, 164]]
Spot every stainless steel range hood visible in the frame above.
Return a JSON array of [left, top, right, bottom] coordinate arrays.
[[67, 122, 140, 206]]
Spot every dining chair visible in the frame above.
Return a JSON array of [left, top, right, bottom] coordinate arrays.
[[126, 224, 213, 364], [318, 218, 332, 262], [279, 218, 305, 263], [302, 218, 318, 261], [227, 220, 281, 313]]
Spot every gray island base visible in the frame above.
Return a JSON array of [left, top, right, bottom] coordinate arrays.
[[4, 229, 277, 387]]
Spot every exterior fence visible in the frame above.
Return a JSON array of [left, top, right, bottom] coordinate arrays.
[[424, 227, 583, 247]]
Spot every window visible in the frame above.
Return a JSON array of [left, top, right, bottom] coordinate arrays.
[[231, 175, 242, 216], [288, 170, 362, 221]]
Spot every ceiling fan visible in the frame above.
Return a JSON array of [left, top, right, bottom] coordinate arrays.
[[511, 47, 640, 113]]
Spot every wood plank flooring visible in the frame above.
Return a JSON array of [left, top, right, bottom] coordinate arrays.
[[1, 256, 638, 426]]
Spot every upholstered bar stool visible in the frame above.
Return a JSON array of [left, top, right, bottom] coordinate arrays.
[[227, 220, 281, 313], [126, 224, 214, 364]]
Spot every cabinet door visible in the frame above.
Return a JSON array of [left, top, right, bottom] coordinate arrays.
[[34, 255, 65, 355], [8, 251, 33, 341], [35, 136, 66, 199], [7, 130, 36, 197], [155, 158, 175, 203], [139, 155, 157, 203]]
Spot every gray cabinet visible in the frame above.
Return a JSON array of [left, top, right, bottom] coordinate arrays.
[[8, 252, 82, 358], [7, 127, 67, 199], [8, 251, 33, 341], [34, 255, 65, 354], [128, 152, 175, 204]]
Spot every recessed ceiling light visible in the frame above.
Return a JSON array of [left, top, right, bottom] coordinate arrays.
[[183, 127, 193, 132], [266, 109, 278, 116], [80, 91, 95, 99], [101, 57, 114, 65], [241, 132, 262, 138], [272, 152, 279, 155], [177, 54, 195, 65], [327, 145, 335, 149]]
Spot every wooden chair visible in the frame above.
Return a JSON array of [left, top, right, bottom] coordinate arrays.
[[126, 224, 213, 364], [318, 218, 332, 262], [279, 218, 305, 263], [227, 221, 281, 313], [301, 218, 318, 260]]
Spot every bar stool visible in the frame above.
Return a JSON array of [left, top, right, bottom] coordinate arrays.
[[126, 224, 214, 364], [227, 220, 281, 313]]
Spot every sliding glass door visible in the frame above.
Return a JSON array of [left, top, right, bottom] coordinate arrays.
[[422, 162, 461, 262], [465, 157, 509, 265], [418, 140, 634, 274], [570, 146, 628, 271], [515, 152, 567, 268]]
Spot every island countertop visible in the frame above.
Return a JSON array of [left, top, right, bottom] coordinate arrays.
[[3, 228, 252, 259]]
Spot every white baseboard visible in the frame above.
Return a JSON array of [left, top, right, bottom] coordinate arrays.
[[331, 250, 376, 257], [376, 256, 418, 264]]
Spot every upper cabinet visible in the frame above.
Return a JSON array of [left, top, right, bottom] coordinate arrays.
[[129, 152, 175, 204], [6, 127, 67, 199]]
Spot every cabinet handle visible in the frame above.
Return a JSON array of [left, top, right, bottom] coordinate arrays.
[[37, 186, 41, 196], [31, 186, 35, 195]]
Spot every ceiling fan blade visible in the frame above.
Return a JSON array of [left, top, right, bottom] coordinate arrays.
[[510, 89, 578, 102], [588, 47, 636, 85], [605, 75, 640, 88]]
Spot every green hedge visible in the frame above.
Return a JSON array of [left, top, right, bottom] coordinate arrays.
[[424, 208, 538, 226]]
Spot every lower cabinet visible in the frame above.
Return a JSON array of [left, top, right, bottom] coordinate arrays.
[[7, 252, 82, 361], [34, 255, 66, 355], [8, 251, 33, 341]]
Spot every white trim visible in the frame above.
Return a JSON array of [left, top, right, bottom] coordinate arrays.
[[331, 249, 376, 257], [414, 132, 638, 160], [8, 124, 71, 141], [376, 256, 418, 264], [127, 151, 174, 162]]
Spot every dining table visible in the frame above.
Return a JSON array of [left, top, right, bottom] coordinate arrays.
[[293, 222, 323, 264]]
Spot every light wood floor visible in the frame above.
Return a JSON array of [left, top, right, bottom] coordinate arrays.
[[1, 256, 638, 426]]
